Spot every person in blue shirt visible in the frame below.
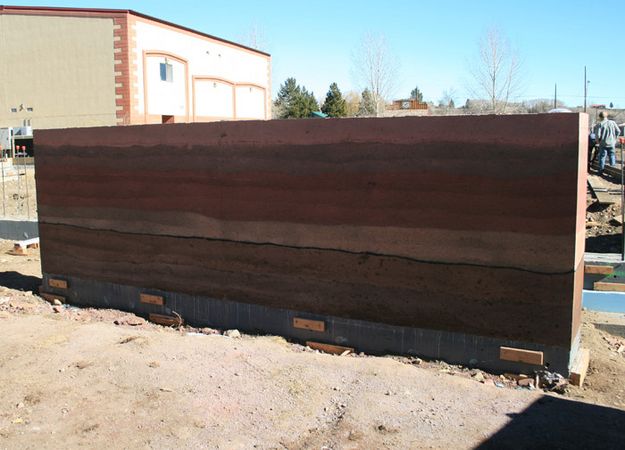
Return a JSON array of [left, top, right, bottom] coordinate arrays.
[[588, 129, 597, 170], [594, 111, 622, 176]]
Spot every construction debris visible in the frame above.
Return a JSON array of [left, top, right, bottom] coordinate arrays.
[[6, 237, 39, 256], [224, 329, 242, 338], [535, 370, 567, 393]]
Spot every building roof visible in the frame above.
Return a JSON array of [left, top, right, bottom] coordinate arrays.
[[0, 5, 270, 57]]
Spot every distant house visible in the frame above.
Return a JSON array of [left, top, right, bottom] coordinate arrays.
[[0, 6, 271, 130], [387, 99, 428, 111], [383, 99, 429, 117]]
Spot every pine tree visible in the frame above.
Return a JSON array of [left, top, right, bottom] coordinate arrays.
[[273, 78, 319, 118], [276, 78, 299, 105], [292, 87, 319, 118], [274, 77, 301, 119], [357, 89, 377, 116], [321, 83, 347, 117], [410, 86, 424, 102], [448, 99, 455, 108]]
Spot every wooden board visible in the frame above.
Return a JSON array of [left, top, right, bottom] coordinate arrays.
[[39, 292, 66, 304], [584, 264, 615, 275], [306, 341, 354, 355], [588, 174, 612, 189], [594, 281, 625, 292], [293, 317, 325, 332], [140, 293, 165, 306], [48, 278, 68, 289], [588, 175, 617, 204], [148, 313, 182, 327], [585, 252, 623, 264], [499, 346, 544, 366], [7, 245, 27, 256], [9, 238, 39, 255], [569, 348, 590, 386], [592, 190, 616, 205], [15, 237, 40, 248]]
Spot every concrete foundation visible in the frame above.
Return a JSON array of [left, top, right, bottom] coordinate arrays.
[[42, 273, 577, 374], [0, 219, 38, 240]]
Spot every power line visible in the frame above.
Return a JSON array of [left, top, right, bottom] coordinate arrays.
[[510, 94, 625, 100]]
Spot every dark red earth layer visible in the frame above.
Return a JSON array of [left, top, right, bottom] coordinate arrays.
[[40, 223, 578, 347], [36, 164, 578, 234], [35, 114, 582, 150], [35, 115, 585, 238]]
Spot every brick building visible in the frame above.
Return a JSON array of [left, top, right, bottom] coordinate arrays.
[[0, 5, 271, 130]]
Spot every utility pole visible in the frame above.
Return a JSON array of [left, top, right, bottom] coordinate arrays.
[[620, 138, 625, 261], [584, 66, 588, 112], [554, 83, 557, 109]]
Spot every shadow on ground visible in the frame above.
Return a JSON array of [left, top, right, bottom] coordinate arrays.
[[586, 235, 622, 254], [587, 201, 612, 214], [594, 323, 625, 339], [476, 395, 625, 449], [0, 271, 41, 293]]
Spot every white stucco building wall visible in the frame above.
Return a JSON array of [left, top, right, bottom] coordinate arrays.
[[132, 17, 271, 123]]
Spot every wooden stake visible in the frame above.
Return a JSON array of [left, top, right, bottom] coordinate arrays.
[[306, 341, 354, 355], [40, 292, 66, 304], [149, 313, 182, 327], [569, 348, 590, 387]]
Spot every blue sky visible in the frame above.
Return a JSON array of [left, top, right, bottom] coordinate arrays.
[[8, 0, 625, 107]]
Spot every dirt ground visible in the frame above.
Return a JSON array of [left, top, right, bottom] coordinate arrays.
[[1, 241, 625, 449], [586, 168, 624, 253], [1, 165, 625, 448]]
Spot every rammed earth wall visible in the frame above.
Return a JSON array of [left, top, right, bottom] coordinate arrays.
[[35, 114, 588, 374]]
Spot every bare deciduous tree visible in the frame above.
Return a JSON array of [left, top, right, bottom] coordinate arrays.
[[469, 28, 522, 114], [344, 90, 361, 117], [439, 88, 458, 108], [351, 32, 399, 116], [239, 22, 268, 52]]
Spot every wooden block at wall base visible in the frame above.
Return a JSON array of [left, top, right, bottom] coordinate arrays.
[[293, 317, 325, 332], [594, 281, 625, 292], [500, 346, 544, 366], [140, 293, 165, 306], [48, 278, 68, 290], [306, 341, 354, 355], [584, 264, 614, 275], [569, 348, 590, 387], [149, 313, 183, 327]]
